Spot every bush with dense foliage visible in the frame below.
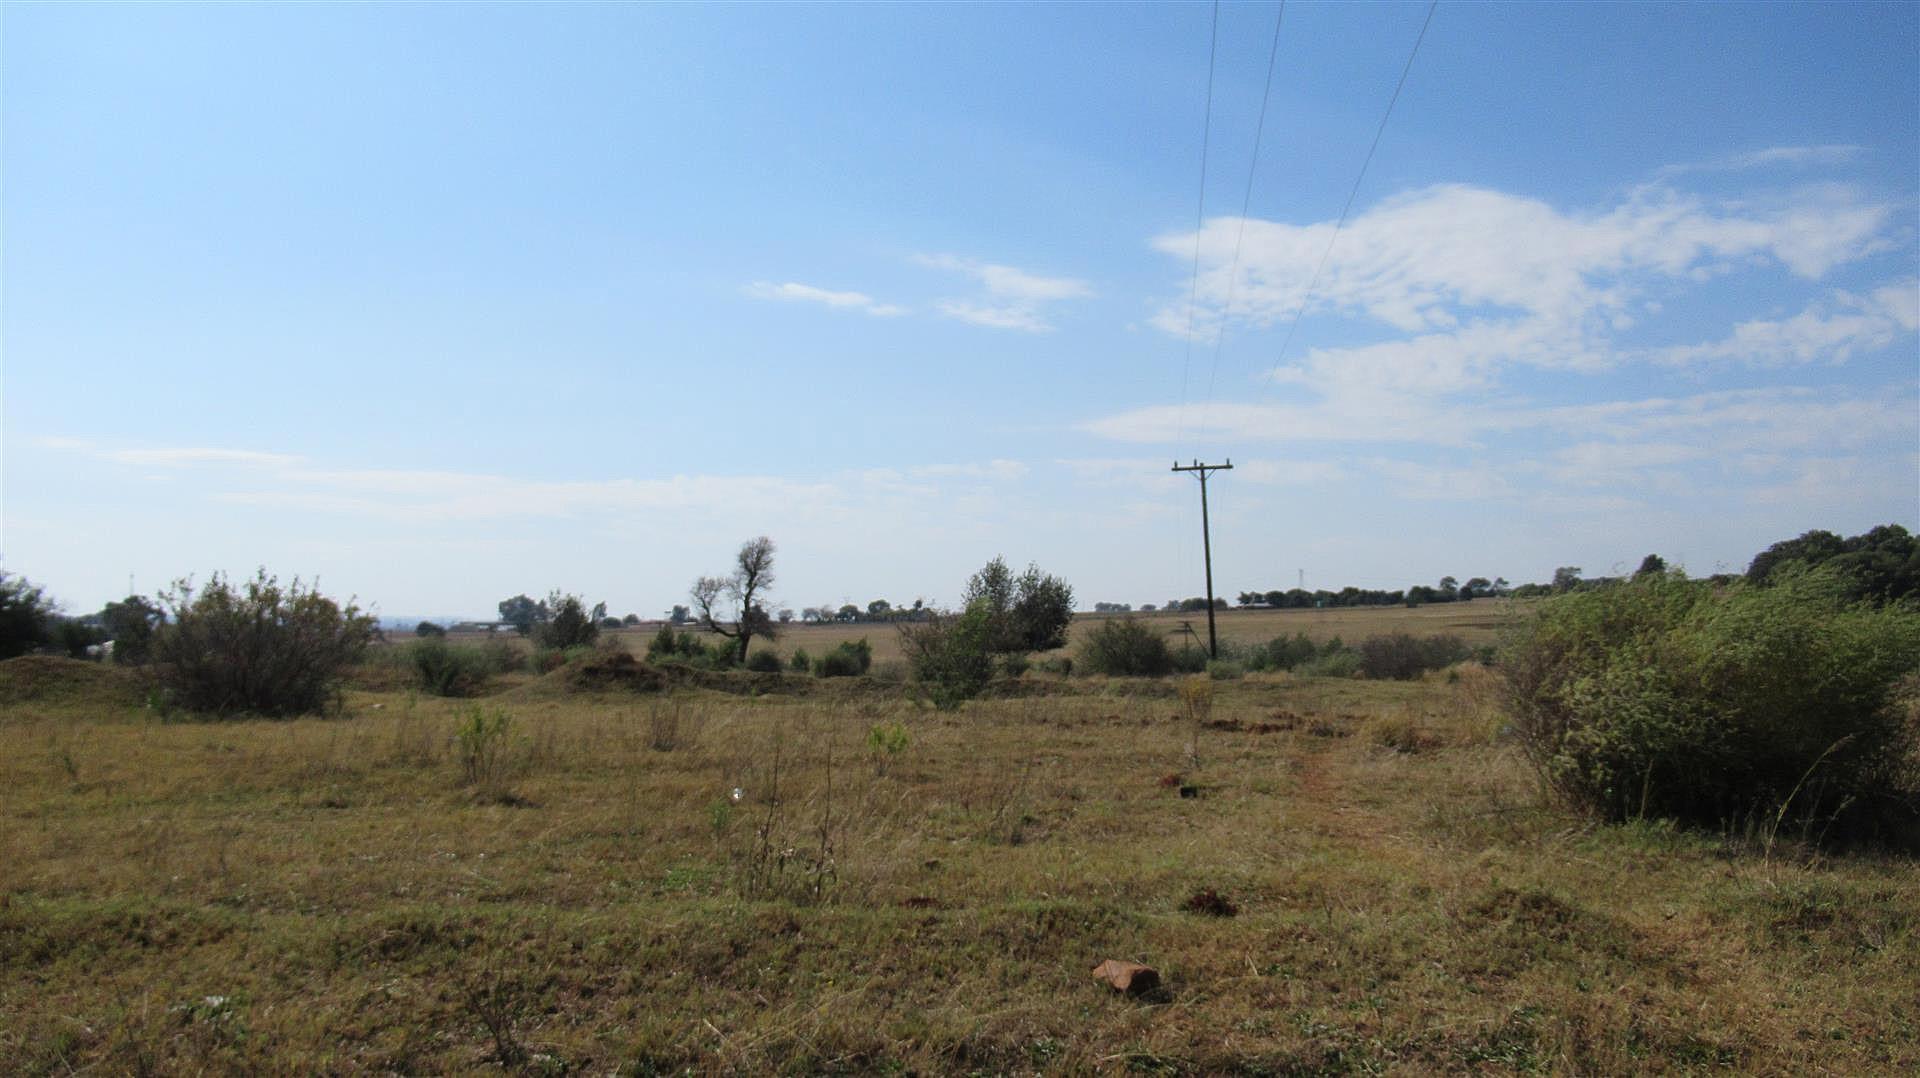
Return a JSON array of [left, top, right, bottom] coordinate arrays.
[[962, 557, 1076, 655], [816, 638, 873, 678], [415, 621, 447, 638], [0, 572, 56, 659], [1077, 616, 1173, 676], [100, 595, 165, 665], [745, 648, 784, 673], [152, 571, 376, 716], [535, 593, 601, 650], [1501, 568, 1920, 846], [1746, 523, 1918, 602], [1356, 632, 1469, 680], [409, 639, 496, 697], [900, 605, 995, 709]]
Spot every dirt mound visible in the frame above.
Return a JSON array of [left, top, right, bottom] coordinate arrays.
[[0, 655, 140, 706], [564, 651, 670, 693]]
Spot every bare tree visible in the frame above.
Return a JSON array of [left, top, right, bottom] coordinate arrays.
[[691, 536, 778, 663]]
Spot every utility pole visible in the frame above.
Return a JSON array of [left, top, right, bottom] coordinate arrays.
[[1171, 458, 1232, 659]]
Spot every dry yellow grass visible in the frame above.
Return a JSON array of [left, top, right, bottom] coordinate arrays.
[[2, 653, 1915, 1073]]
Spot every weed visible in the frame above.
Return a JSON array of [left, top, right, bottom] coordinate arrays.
[[452, 706, 526, 799]]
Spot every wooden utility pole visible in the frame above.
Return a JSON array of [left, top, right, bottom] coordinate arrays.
[[1171, 458, 1232, 659]]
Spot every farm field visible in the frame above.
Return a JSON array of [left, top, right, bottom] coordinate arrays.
[[3, 634, 1916, 1074]]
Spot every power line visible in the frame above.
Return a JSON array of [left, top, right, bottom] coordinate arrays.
[[1263, 0, 1438, 384], [1172, 0, 1220, 451], [1202, 0, 1287, 408]]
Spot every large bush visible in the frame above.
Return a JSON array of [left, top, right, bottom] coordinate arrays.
[[1501, 568, 1920, 845], [816, 638, 873, 678], [1077, 616, 1173, 676], [535, 593, 601, 650], [409, 639, 497, 697], [0, 572, 56, 659], [900, 604, 995, 709], [1356, 632, 1468, 680], [153, 571, 377, 716]]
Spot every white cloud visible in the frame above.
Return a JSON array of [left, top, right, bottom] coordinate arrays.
[[1654, 282, 1918, 367], [99, 447, 303, 468], [1656, 144, 1864, 178], [1152, 182, 1891, 343], [744, 280, 907, 317], [916, 253, 1093, 332]]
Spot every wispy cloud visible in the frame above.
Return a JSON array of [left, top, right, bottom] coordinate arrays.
[[1656, 144, 1864, 178], [54, 438, 1037, 526], [744, 280, 907, 317], [99, 447, 304, 468], [915, 253, 1093, 332], [1653, 282, 1919, 367]]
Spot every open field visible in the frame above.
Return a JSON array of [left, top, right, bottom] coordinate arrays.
[[4, 637, 1917, 1075], [443, 601, 1527, 669]]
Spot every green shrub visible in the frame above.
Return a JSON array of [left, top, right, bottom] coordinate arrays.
[[1501, 568, 1920, 846], [900, 607, 993, 709], [646, 625, 707, 664], [1171, 645, 1209, 674], [745, 648, 784, 673], [1357, 632, 1469, 680], [409, 639, 495, 697], [1036, 655, 1073, 677], [0, 572, 56, 659], [415, 621, 447, 638], [535, 593, 600, 650], [1077, 617, 1173, 677], [152, 570, 376, 717], [816, 638, 873, 678], [1295, 648, 1361, 679], [789, 648, 812, 674], [1264, 631, 1322, 671], [998, 652, 1031, 678]]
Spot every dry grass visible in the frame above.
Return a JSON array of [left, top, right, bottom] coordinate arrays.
[[1, 651, 1915, 1074]]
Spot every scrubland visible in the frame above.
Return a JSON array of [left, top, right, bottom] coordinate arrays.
[[2, 638, 1916, 1074]]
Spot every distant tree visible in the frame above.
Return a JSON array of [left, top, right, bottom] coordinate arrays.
[[1139, 604, 1158, 612], [0, 572, 57, 659], [1551, 566, 1584, 592], [536, 592, 601, 650], [962, 556, 1075, 653], [1748, 525, 1918, 601], [868, 599, 892, 620], [622, 613, 640, 626], [498, 594, 548, 636], [600, 617, 623, 630], [836, 604, 861, 622], [668, 604, 691, 625], [1635, 554, 1668, 579], [777, 608, 795, 624], [1492, 577, 1511, 595], [1439, 576, 1459, 595], [1460, 577, 1492, 600], [415, 620, 447, 638], [690, 536, 778, 663], [101, 594, 165, 664]]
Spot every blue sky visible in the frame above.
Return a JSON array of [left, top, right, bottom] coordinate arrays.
[[4, 1, 1916, 619]]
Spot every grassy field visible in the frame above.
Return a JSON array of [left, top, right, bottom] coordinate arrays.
[[468, 601, 1526, 669], [3, 633, 1917, 1074]]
